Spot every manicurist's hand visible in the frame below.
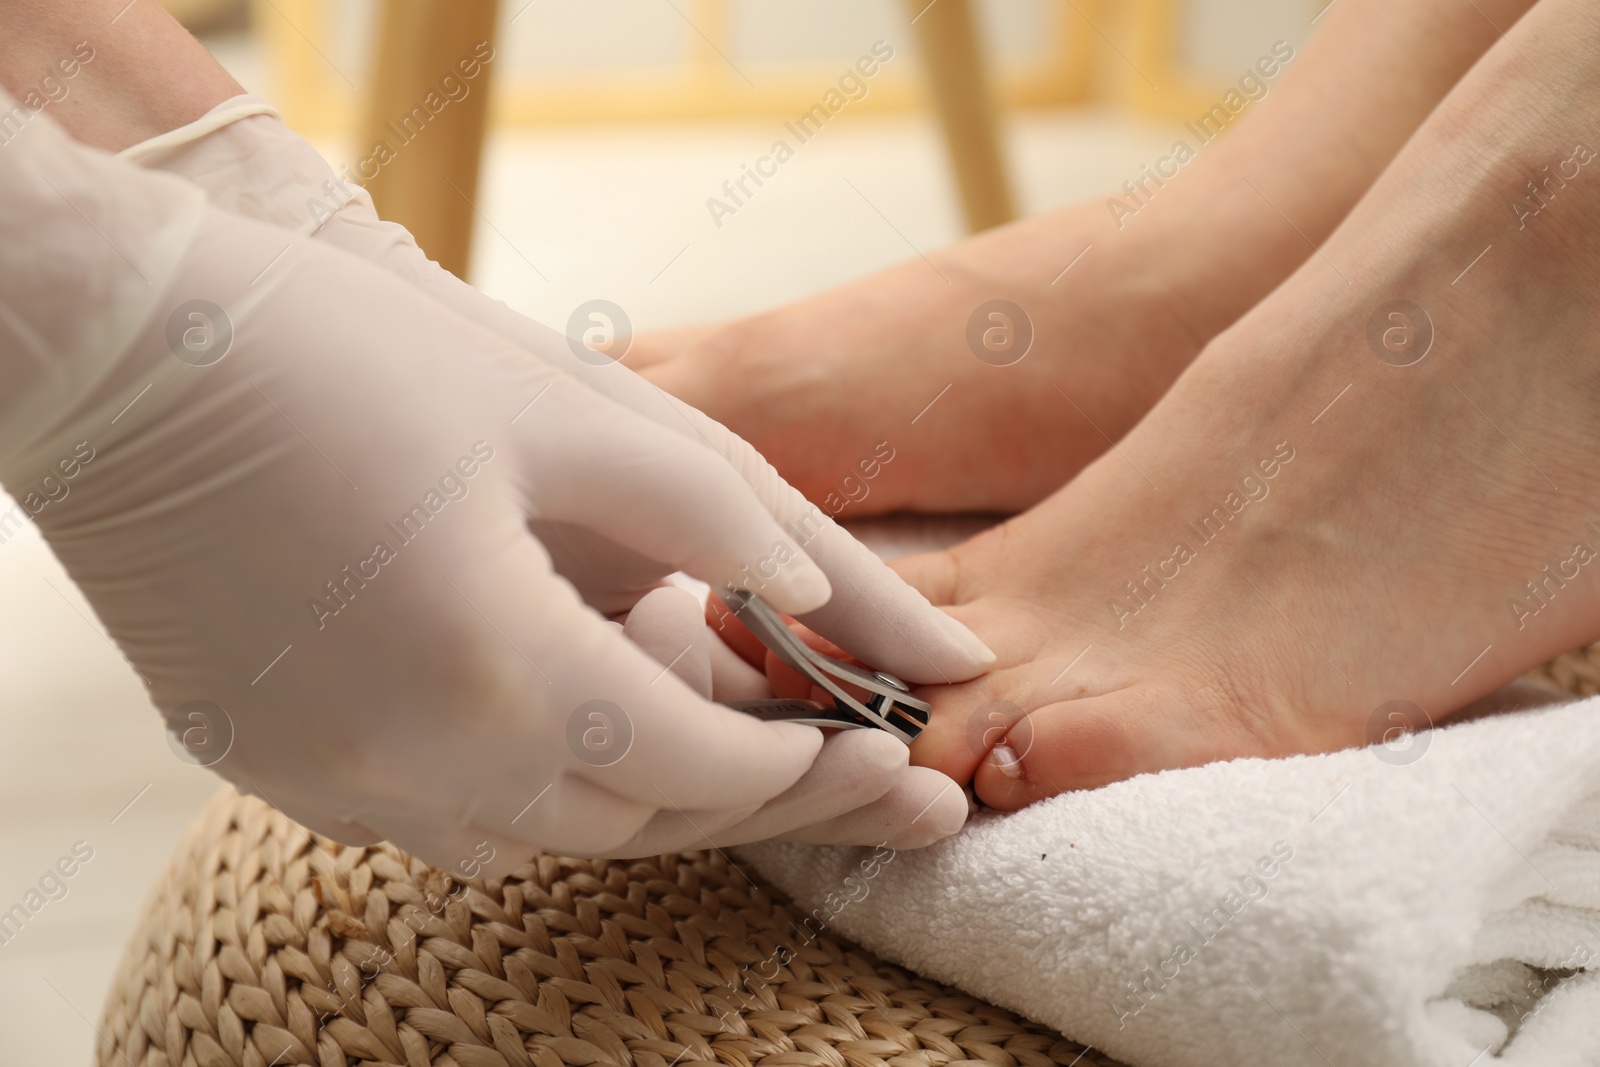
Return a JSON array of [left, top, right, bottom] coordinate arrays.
[[611, 587, 970, 852], [125, 97, 995, 686], [119, 96, 987, 851], [0, 103, 917, 874]]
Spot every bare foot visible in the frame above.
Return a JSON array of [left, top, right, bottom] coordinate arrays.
[[631, 194, 1290, 516], [899, 7, 1600, 806], [632, 0, 1537, 517]]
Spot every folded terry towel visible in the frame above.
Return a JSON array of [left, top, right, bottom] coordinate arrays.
[[739, 694, 1600, 1067]]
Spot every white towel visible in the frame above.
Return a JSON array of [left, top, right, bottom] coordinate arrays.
[[739, 691, 1600, 1067]]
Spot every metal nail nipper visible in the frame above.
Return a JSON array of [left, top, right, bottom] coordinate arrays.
[[718, 589, 930, 745]]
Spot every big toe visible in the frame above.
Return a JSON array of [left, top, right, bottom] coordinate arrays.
[[969, 683, 1276, 810]]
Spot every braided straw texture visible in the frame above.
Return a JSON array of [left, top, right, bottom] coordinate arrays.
[[1525, 641, 1600, 697], [96, 787, 1122, 1067], [98, 644, 1600, 1067]]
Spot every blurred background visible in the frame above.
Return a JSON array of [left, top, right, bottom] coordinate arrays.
[[189, 0, 1318, 324], [1, 0, 1316, 1059]]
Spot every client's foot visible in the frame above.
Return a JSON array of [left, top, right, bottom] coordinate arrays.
[[631, 189, 1308, 515], [901, 12, 1600, 805]]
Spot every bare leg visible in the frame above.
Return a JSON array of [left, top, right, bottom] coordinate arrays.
[[633, 0, 1539, 515], [898, 0, 1600, 806]]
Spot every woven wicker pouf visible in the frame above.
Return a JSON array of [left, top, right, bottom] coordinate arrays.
[[96, 787, 1121, 1067], [97, 643, 1600, 1067]]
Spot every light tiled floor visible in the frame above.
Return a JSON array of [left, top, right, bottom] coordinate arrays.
[[0, 106, 1180, 1061]]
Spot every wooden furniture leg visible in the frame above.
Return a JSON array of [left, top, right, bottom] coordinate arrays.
[[907, 0, 1016, 232], [356, 0, 500, 280]]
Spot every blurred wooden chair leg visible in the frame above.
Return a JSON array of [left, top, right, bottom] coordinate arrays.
[[357, 0, 500, 280], [907, 0, 1016, 233]]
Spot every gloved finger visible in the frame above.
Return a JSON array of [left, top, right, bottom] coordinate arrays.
[[622, 587, 712, 699], [791, 518, 991, 685], [359, 813, 538, 881], [467, 774, 664, 861], [707, 631, 770, 702], [778, 766, 968, 849], [305, 524, 824, 854], [570, 380, 995, 684], [589, 803, 764, 858], [623, 584, 769, 701], [592, 728, 908, 855], [456, 535, 826, 818], [533, 518, 683, 618], [591, 596, 918, 855], [346, 732, 660, 862], [511, 377, 832, 618], [706, 729, 909, 847]]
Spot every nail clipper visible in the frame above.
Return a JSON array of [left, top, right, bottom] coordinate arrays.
[[718, 589, 930, 745]]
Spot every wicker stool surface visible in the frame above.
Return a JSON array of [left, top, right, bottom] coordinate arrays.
[[98, 644, 1600, 1067]]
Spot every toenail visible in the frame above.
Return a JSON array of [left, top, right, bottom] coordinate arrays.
[[991, 743, 1024, 780]]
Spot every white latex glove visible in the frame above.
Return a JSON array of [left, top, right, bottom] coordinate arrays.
[[619, 588, 969, 850], [122, 97, 987, 853], [0, 102, 901, 875], [121, 97, 996, 685]]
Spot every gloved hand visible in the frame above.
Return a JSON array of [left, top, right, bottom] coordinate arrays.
[[0, 102, 945, 875], [121, 97, 995, 680], [121, 96, 985, 849], [616, 587, 968, 851]]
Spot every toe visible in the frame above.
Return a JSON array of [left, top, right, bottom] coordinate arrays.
[[890, 549, 962, 606], [910, 676, 1029, 788], [972, 684, 1270, 809], [765, 648, 817, 700]]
